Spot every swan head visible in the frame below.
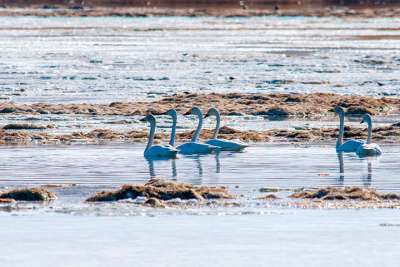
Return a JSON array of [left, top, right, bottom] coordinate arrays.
[[164, 109, 177, 119], [360, 114, 372, 125], [334, 106, 344, 115], [184, 106, 202, 117], [204, 107, 220, 118]]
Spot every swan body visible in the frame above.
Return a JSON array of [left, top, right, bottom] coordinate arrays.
[[356, 143, 382, 157], [143, 114, 177, 159], [204, 107, 248, 151], [356, 114, 382, 157], [205, 139, 246, 151], [177, 142, 217, 154], [177, 107, 219, 155], [337, 139, 364, 153], [335, 106, 364, 153], [145, 145, 177, 158]]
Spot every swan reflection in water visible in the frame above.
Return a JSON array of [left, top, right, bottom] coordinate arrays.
[[337, 152, 345, 185], [146, 152, 224, 179], [147, 158, 177, 179], [336, 152, 373, 187], [215, 152, 221, 173], [362, 160, 373, 187]]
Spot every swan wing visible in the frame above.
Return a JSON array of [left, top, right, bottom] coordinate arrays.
[[144, 145, 177, 159], [337, 139, 364, 153], [206, 139, 247, 151], [356, 143, 382, 157], [177, 142, 218, 155]]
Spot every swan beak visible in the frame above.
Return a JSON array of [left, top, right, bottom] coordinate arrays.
[[139, 116, 147, 122], [360, 120, 364, 124], [204, 114, 209, 118], [183, 110, 192, 116]]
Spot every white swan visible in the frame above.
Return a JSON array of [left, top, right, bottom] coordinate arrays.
[[204, 107, 248, 151], [335, 106, 364, 153], [176, 107, 219, 155], [143, 114, 178, 159], [356, 114, 382, 157]]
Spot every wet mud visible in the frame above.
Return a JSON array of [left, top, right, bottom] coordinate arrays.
[[0, 198, 16, 203], [257, 194, 279, 200], [86, 178, 234, 203], [287, 186, 400, 209], [0, 92, 399, 145], [286, 200, 400, 209], [255, 186, 400, 209], [289, 186, 400, 201], [0, 187, 56, 201], [2, 124, 51, 130], [0, 184, 399, 211], [0, 3, 400, 18], [1, 122, 399, 145], [1, 93, 399, 118]]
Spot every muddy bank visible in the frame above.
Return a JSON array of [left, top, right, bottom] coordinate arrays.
[[286, 199, 400, 209], [0, 2, 400, 17], [289, 186, 400, 201], [1, 92, 399, 145], [1, 122, 399, 145], [0, 187, 56, 201], [86, 178, 234, 207], [259, 186, 400, 209], [1, 93, 399, 118]]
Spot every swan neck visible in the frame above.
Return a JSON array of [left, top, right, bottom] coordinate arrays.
[[213, 111, 221, 139], [337, 112, 344, 146], [192, 111, 203, 142], [169, 113, 177, 146], [145, 118, 156, 151]]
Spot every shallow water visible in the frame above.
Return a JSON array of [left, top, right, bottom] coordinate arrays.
[[1, 210, 400, 267], [0, 144, 398, 218], [1, 15, 400, 266], [1, 16, 400, 104], [1, 16, 400, 136], [0, 144, 398, 194]]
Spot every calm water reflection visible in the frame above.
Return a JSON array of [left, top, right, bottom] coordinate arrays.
[[146, 151, 228, 180], [0, 144, 398, 192], [337, 152, 374, 187]]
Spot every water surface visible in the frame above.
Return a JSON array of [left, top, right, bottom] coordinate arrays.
[[1, 16, 400, 103], [1, 16, 400, 266], [1, 210, 399, 267], [0, 144, 398, 194]]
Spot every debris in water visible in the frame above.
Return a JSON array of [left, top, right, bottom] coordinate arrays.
[[86, 178, 234, 203], [0, 92, 398, 117], [0, 121, 399, 145], [259, 187, 289, 193], [144, 198, 166, 208], [0, 188, 56, 201], [289, 187, 400, 201], [0, 198, 16, 204], [3, 124, 47, 130], [257, 194, 279, 200]]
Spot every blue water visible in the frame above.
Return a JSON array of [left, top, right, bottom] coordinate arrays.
[[0, 15, 400, 266], [0, 144, 398, 192], [1, 210, 399, 267], [0, 16, 400, 103]]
